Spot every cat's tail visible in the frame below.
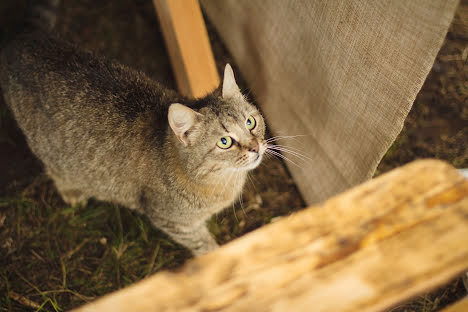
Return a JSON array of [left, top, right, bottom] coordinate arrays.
[[0, 0, 59, 47]]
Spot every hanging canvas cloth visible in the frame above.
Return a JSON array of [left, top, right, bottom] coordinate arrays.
[[201, 0, 459, 204]]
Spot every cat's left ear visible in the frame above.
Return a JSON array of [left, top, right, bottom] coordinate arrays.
[[168, 103, 202, 146], [222, 64, 241, 99]]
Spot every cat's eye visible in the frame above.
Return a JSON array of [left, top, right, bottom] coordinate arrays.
[[246, 116, 256, 130], [217, 136, 233, 149]]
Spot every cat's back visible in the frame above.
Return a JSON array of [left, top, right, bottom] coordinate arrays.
[[1, 30, 172, 124], [0, 30, 178, 183]]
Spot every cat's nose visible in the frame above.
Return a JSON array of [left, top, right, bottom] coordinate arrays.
[[248, 140, 259, 153]]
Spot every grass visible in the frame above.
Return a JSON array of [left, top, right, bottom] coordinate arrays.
[[0, 178, 191, 311]]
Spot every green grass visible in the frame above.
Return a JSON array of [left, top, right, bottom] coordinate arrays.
[[0, 178, 191, 311]]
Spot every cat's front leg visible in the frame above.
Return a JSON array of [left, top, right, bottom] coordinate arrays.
[[187, 225, 220, 256], [155, 219, 219, 256]]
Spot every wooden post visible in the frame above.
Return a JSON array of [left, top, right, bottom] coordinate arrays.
[[73, 160, 468, 312], [153, 0, 220, 98]]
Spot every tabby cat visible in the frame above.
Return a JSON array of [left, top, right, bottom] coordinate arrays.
[[0, 28, 266, 255]]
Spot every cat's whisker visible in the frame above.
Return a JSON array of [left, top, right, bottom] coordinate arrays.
[[232, 201, 239, 222], [241, 87, 254, 101], [266, 134, 310, 143], [265, 149, 302, 168], [270, 143, 309, 154], [267, 148, 310, 163], [207, 169, 228, 199], [263, 152, 273, 160], [246, 172, 257, 192], [230, 173, 240, 221], [266, 135, 306, 142], [267, 145, 313, 163], [237, 174, 246, 217], [217, 170, 235, 199], [216, 171, 234, 208], [258, 159, 269, 168], [234, 171, 245, 221], [260, 152, 274, 166]]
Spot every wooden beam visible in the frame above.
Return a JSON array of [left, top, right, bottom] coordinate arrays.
[[73, 160, 468, 312], [153, 0, 220, 98]]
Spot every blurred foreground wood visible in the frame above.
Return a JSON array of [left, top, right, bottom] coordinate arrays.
[[441, 297, 468, 312], [153, 0, 220, 98], [74, 160, 468, 312]]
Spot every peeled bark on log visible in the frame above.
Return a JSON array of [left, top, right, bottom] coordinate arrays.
[[73, 159, 468, 312]]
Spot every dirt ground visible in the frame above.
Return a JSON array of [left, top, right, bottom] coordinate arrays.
[[0, 0, 467, 311]]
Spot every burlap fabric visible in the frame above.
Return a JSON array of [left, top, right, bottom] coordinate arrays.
[[201, 0, 459, 204]]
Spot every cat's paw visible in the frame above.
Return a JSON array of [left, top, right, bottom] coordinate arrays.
[[60, 189, 89, 207], [192, 240, 219, 256]]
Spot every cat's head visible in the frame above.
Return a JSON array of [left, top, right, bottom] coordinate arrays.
[[168, 64, 266, 176]]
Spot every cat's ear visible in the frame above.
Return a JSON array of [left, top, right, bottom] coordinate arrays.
[[222, 64, 241, 99], [168, 103, 202, 146]]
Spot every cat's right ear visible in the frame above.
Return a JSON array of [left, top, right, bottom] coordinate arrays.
[[222, 64, 241, 99], [168, 103, 202, 146]]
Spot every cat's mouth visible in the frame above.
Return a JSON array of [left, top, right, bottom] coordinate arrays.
[[232, 142, 266, 171], [247, 142, 267, 170], [243, 152, 263, 170], [252, 153, 262, 166]]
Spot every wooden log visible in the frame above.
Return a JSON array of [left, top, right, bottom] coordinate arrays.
[[153, 0, 220, 98], [73, 160, 468, 312], [440, 297, 468, 312]]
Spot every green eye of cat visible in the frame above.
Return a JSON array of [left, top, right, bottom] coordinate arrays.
[[246, 116, 256, 130], [217, 136, 233, 149]]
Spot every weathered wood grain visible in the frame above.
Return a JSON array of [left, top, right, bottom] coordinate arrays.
[[153, 0, 220, 98], [73, 160, 468, 312]]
